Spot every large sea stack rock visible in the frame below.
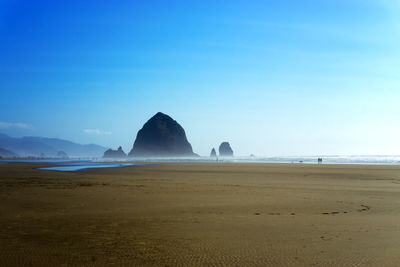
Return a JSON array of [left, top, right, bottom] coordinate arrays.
[[210, 148, 217, 157], [219, 142, 233, 157], [128, 112, 197, 157], [103, 146, 127, 158]]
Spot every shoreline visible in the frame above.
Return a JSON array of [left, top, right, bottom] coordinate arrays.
[[2, 158, 400, 168]]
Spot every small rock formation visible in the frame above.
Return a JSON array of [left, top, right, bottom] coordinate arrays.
[[56, 151, 69, 159], [219, 142, 233, 157], [103, 146, 127, 158], [210, 148, 217, 157], [0, 147, 18, 157], [128, 112, 197, 157]]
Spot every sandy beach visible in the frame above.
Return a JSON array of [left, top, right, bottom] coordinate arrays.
[[1, 162, 400, 266]]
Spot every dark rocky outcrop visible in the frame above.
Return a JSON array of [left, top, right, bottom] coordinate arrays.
[[103, 146, 127, 158], [128, 112, 197, 157], [0, 147, 18, 157], [219, 142, 233, 157], [56, 151, 69, 159], [210, 148, 217, 157]]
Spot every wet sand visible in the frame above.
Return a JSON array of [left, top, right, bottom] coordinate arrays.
[[1, 162, 400, 266]]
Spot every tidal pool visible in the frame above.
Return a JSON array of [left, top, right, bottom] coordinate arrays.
[[38, 162, 148, 171]]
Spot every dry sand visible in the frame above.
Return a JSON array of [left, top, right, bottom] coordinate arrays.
[[1, 162, 400, 266]]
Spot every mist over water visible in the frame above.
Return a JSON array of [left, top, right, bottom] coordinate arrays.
[[102, 155, 400, 165]]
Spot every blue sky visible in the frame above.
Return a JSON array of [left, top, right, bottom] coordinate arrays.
[[1, 0, 400, 156]]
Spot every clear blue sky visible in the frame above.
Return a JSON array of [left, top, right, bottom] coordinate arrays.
[[1, 0, 399, 156]]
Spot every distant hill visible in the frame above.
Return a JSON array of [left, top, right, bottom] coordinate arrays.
[[0, 133, 108, 157], [0, 147, 18, 157]]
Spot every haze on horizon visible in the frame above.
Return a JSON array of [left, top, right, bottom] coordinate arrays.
[[1, 0, 400, 156]]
